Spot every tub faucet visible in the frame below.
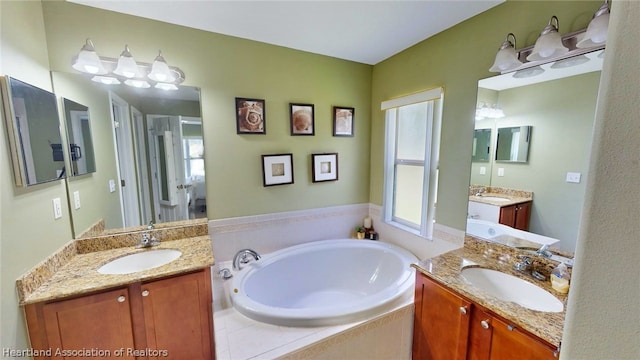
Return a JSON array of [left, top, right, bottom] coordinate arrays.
[[233, 249, 261, 270]]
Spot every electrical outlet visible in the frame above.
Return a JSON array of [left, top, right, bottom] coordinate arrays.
[[480, 166, 486, 175], [498, 168, 505, 177], [73, 191, 81, 209], [566, 172, 582, 183], [53, 198, 62, 219], [109, 179, 116, 193]]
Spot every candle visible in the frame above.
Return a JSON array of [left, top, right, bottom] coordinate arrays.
[[364, 217, 372, 229]]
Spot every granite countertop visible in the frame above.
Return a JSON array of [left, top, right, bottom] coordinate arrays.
[[468, 193, 532, 207], [18, 235, 214, 306], [412, 236, 568, 347]]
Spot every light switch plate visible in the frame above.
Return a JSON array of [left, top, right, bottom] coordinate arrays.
[[566, 172, 582, 183], [73, 191, 81, 209], [480, 166, 486, 175], [109, 179, 116, 193], [53, 198, 62, 219], [498, 168, 505, 177]]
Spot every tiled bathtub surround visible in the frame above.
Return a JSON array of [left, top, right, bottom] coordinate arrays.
[[413, 236, 569, 347], [15, 220, 211, 305]]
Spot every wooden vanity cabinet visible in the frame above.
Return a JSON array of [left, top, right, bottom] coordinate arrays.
[[412, 272, 557, 360], [25, 268, 214, 360], [499, 201, 531, 231]]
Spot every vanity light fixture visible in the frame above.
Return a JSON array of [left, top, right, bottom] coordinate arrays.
[[113, 45, 140, 79], [71, 39, 107, 75], [513, 65, 545, 79], [527, 16, 569, 62], [71, 38, 185, 90], [475, 102, 505, 120], [576, 0, 610, 48], [489, 33, 523, 73]]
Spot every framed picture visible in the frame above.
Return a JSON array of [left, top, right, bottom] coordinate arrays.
[[262, 153, 294, 186], [311, 153, 338, 182], [333, 106, 354, 137], [290, 103, 314, 135], [236, 98, 266, 134]]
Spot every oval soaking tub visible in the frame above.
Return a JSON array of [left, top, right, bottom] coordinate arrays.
[[230, 239, 417, 326]]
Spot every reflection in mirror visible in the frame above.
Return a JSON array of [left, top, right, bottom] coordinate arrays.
[[1, 76, 65, 186], [51, 72, 205, 237], [62, 98, 96, 176], [495, 125, 531, 163], [108, 86, 206, 231], [468, 50, 604, 253], [471, 129, 491, 162]]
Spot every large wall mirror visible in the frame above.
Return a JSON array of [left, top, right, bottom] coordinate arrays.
[[1, 76, 65, 186], [468, 49, 604, 253], [52, 72, 206, 238]]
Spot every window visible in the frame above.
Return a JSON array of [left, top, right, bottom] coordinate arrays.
[[183, 137, 205, 178], [382, 88, 442, 239]]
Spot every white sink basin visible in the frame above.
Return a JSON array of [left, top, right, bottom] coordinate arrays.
[[98, 249, 182, 275], [480, 196, 510, 202], [461, 267, 563, 312]]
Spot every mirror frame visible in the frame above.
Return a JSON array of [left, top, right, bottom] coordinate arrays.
[[1, 76, 65, 187]]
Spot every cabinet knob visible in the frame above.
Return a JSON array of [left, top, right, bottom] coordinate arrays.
[[480, 320, 490, 329], [117, 295, 126, 303], [459, 306, 467, 315], [142, 290, 150, 297]]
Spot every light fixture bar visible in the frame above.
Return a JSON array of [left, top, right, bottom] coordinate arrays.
[[495, 28, 605, 74]]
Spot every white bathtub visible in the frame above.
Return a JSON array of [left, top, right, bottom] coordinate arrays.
[[229, 239, 417, 327], [466, 218, 560, 247]]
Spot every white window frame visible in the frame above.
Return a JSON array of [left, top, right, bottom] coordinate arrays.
[[381, 88, 443, 239]]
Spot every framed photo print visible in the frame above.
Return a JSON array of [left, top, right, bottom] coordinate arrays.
[[262, 153, 294, 186], [290, 103, 314, 135], [236, 98, 266, 134], [333, 106, 354, 137], [311, 153, 338, 182]]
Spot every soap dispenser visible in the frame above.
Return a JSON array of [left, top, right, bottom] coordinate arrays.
[[550, 262, 570, 294]]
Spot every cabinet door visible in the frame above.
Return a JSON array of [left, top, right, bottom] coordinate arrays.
[[498, 205, 516, 228], [468, 306, 557, 360], [41, 288, 135, 359], [513, 202, 531, 231], [413, 273, 471, 360], [140, 269, 214, 360]]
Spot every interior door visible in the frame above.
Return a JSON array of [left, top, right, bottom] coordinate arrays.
[[147, 115, 188, 223], [131, 106, 153, 224], [110, 93, 141, 227]]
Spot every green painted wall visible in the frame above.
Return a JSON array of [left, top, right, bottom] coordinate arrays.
[[0, 0, 74, 353], [369, 0, 601, 232], [51, 72, 124, 234], [42, 1, 373, 221]]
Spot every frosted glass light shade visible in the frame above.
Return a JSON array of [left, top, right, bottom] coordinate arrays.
[[576, 6, 609, 48], [148, 51, 176, 83], [155, 83, 178, 91], [91, 76, 120, 85], [513, 66, 545, 78], [124, 79, 150, 88], [113, 46, 140, 78], [489, 33, 522, 73], [527, 16, 568, 62], [72, 39, 107, 75]]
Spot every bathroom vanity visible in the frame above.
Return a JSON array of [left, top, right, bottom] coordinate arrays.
[[16, 222, 215, 359], [467, 187, 533, 231], [412, 237, 566, 359]]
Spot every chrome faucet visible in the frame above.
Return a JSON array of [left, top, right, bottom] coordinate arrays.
[[475, 187, 486, 196], [535, 244, 553, 258], [233, 249, 261, 270], [513, 255, 546, 281], [138, 226, 160, 248]]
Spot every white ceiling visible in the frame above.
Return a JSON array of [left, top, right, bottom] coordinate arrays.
[[69, 0, 503, 65]]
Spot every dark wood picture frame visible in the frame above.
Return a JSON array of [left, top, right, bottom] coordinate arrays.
[[236, 98, 266, 134], [311, 153, 338, 182], [261, 153, 294, 186], [290, 103, 314, 136], [333, 106, 354, 137]]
